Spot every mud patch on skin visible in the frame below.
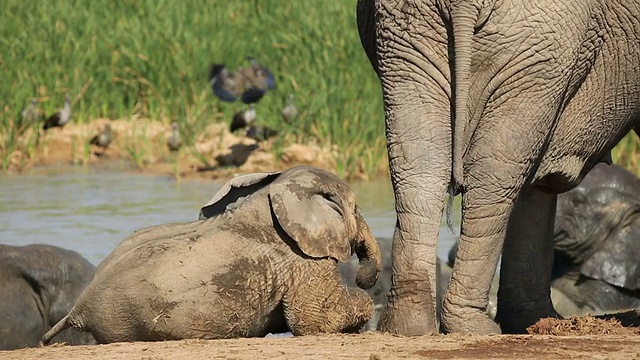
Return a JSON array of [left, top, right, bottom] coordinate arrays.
[[527, 312, 640, 336]]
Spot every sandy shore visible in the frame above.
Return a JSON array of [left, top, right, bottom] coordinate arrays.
[[1, 117, 355, 182]]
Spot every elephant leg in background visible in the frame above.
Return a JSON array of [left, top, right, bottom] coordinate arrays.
[[496, 187, 557, 333], [284, 264, 374, 335]]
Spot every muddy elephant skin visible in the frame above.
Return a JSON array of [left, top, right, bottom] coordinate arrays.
[[0, 244, 96, 349], [41, 166, 382, 344]]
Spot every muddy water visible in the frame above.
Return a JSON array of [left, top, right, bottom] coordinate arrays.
[[0, 164, 460, 266]]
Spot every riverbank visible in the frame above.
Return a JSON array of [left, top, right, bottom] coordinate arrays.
[[0, 117, 386, 182]]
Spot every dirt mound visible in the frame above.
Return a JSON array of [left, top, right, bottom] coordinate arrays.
[[527, 311, 640, 336]]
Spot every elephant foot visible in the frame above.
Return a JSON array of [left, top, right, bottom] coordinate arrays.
[[441, 305, 502, 335], [377, 296, 438, 335]]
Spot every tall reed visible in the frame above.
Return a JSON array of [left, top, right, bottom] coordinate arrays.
[[0, 0, 385, 179]]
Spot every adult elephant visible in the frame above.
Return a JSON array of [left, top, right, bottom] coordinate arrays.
[[0, 244, 96, 349], [552, 163, 640, 315], [356, 0, 640, 334]]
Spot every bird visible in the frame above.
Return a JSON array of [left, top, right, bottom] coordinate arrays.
[[90, 123, 112, 151], [16, 97, 39, 135], [246, 125, 278, 142], [230, 105, 256, 133], [238, 57, 276, 104], [167, 122, 182, 152], [281, 93, 298, 123], [209, 57, 276, 104], [209, 64, 239, 103], [43, 93, 72, 130]]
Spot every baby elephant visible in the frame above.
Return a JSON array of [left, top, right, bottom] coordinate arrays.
[[41, 166, 381, 344]]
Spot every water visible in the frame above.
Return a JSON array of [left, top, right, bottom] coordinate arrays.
[[0, 164, 459, 266]]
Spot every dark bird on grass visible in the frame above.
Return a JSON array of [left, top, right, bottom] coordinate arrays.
[[230, 105, 256, 133], [209, 57, 276, 104], [90, 123, 112, 150], [246, 125, 278, 142], [209, 64, 238, 103], [167, 121, 182, 152], [281, 93, 298, 123], [239, 56, 276, 104], [16, 97, 40, 135], [43, 93, 72, 130]]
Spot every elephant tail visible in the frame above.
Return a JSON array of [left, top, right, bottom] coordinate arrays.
[[39, 314, 73, 346], [450, 2, 493, 192]]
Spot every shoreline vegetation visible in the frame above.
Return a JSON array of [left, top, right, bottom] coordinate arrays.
[[1, 0, 638, 181], [0, 0, 387, 181]]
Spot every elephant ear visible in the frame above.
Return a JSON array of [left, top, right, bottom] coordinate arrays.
[[580, 231, 640, 290], [268, 171, 351, 262], [199, 171, 282, 219]]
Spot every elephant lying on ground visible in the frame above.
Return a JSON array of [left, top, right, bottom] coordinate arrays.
[[0, 244, 96, 349], [552, 163, 640, 315], [41, 166, 381, 344]]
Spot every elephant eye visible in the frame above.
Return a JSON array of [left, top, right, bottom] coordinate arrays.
[[320, 192, 344, 216]]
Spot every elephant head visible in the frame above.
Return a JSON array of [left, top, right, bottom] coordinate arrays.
[[199, 166, 382, 289], [554, 163, 640, 290]]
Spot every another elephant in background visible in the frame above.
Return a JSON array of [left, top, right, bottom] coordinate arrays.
[[552, 163, 640, 316], [0, 244, 96, 349], [442, 164, 640, 320], [357, 0, 640, 334], [41, 166, 381, 345]]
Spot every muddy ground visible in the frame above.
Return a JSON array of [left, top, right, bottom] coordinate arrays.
[[1, 313, 639, 360]]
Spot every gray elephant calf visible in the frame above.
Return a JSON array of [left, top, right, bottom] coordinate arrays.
[[0, 244, 96, 349], [552, 163, 640, 316], [41, 166, 381, 344]]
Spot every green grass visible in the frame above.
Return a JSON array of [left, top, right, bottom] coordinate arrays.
[[0, 0, 386, 179]]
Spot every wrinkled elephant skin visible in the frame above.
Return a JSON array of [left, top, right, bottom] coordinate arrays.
[[553, 163, 640, 315], [41, 166, 382, 344], [357, 0, 640, 334]]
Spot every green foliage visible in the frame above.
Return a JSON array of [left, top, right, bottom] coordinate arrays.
[[612, 132, 640, 177], [0, 0, 385, 179]]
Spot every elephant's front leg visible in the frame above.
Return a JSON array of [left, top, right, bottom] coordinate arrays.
[[283, 269, 374, 335], [496, 187, 557, 333]]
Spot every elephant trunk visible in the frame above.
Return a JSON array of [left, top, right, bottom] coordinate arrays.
[[354, 212, 382, 290]]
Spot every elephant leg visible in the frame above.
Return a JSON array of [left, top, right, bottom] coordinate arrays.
[[441, 175, 510, 334], [376, 91, 452, 335], [496, 187, 557, 333]]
